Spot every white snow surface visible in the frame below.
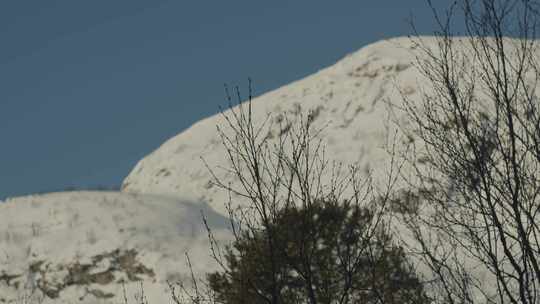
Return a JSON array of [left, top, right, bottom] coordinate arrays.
[[119, 36, 540, 302]]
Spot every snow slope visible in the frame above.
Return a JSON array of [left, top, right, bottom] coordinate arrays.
[[122, 36, 426, 215], [0, 191, 231, 303]]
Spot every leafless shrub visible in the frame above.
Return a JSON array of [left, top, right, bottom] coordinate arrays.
[[389, 1, 540, 303], [170, 80, 428, 304]]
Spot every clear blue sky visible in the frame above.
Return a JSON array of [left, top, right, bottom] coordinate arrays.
[[0, 1, 455, 199]]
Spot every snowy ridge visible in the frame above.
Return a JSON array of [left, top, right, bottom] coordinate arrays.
[[0, 191, 230, 303], [121, 36, 426, 215]]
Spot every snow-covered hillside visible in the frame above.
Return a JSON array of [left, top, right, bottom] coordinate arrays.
[[0, 38, 432, 304], [5, 36, 536, 303], [2, 36, 432, 303], [0, 191, 230, 303], [121, 37, 426, 215]]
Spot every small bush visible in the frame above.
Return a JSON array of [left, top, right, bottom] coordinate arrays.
[[206, 199, 429, 304]]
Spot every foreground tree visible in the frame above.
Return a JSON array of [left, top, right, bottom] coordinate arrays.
[[391, 1, 540, 303], [207, 199, 428, 304]]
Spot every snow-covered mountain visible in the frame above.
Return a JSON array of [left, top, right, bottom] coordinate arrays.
[[121, 37, 425, 216], [2, 36, 517, 303], [1, 36, 428, 303]]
